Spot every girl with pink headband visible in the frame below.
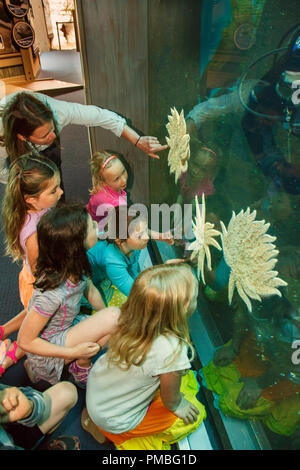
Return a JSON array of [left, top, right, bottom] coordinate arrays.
[[86, 150, 128, 231]]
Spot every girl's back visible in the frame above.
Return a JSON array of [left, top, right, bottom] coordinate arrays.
[[86, 334, 191, 433], [86, 263, 198, 434]]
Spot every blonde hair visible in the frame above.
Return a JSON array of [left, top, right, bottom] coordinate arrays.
[[1, 154, 58, 262], [107, 263, 198, 370], [89, 150, 123, 195]]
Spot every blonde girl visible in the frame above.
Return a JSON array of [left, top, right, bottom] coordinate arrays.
[[0, 155, 63, 377], [84, 263, 206, 450], [86, 150, 128, 231]]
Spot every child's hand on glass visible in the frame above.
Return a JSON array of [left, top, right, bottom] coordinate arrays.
[[165, 258, 185, 264]]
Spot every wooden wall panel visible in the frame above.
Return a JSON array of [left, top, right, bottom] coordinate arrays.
[[147, 0, 201, 206], [75, 0, 149, 205]]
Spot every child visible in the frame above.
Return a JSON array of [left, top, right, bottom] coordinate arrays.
[[0, 154, 63, 376], [84, 263, 206, 450], [88, 205, 173, 307], [2, 154, 63, 309], [86, 150, 128, 231], [0, 381, 79, 450], [87, 205, 149, 306], [17, 203, 119, 387]]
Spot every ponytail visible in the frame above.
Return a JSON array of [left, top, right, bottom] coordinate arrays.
[[1, 154, 58, 261]]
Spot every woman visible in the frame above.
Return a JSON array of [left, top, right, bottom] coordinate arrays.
[[0, 91, 167, 188]]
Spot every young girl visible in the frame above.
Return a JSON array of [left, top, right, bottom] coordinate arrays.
[[0, 154, 63, 376], [17, 203, 119, 387], [87, 149, 174, 237], [87, 205, 149, 307], [84, 263, 206, 450], [86, 150, 128, 231], [87, 205, 173, 308], [2, 154, 63, 309]]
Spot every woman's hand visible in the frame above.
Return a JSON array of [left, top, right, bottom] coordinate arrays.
[[173, 395, 199, 424], [136, 136, 168, 159], [70, 342, 100, 360]]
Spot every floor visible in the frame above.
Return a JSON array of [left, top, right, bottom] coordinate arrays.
[[0, 50, 114, 451]]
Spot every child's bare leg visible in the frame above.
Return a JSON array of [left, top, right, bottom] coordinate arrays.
[[65, 307, 119, 367], [38, 382, 78, 434], [1, 343, 25, 371], [1, 310, 27, 338]]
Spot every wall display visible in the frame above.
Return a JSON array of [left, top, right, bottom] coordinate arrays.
[[0, 1, 18, 54], [4, 0, 29, 18], [12, 20, 34, 48]]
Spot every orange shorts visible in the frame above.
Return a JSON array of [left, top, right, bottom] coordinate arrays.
[[98, 391, 178, 446], [19, 262, 35, 309]]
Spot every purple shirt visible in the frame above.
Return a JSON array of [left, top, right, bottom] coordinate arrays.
[[19, 208, 48, 274]]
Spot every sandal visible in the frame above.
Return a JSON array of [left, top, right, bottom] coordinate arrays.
[[47, 435, 81, 450], [68, 360, 91, 388], [0, 340, 20, 378], [0, 326, 4, 341], [0, 339, 11, 377], [6, 341, 19, 364]]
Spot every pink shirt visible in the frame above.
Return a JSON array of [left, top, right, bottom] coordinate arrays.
[[19, 208, 48, 274], [86, 186, 127, 231]]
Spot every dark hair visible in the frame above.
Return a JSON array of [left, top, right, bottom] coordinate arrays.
[[34, 203, 92, 291], [1, 92, 59, 161], [105, 205, 144, 244]]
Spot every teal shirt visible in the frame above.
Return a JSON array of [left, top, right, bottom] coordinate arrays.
[[87, 240, 142, 297]]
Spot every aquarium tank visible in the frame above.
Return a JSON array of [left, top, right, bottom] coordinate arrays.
[[147, 0, 300, 451]]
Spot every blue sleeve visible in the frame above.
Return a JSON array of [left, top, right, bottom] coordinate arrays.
[[87, 241, 106, 285], [105, 254, 134, 297]]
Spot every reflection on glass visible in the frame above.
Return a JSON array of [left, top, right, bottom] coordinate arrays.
[[151, 0, 300, 450]]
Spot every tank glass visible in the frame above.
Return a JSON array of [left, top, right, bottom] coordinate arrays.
[[148, 0, 300, 450]]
